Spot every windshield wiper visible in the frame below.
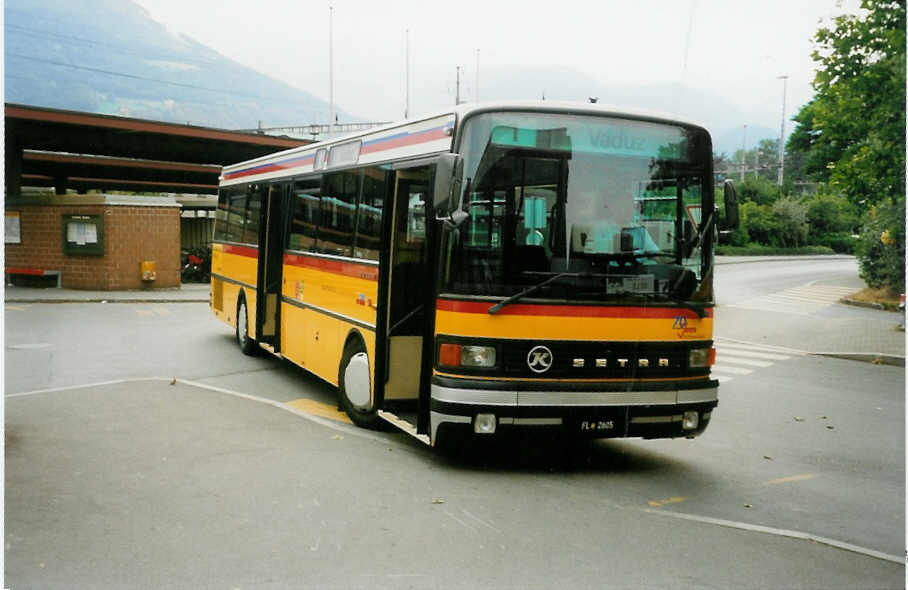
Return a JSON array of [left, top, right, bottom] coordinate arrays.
[[488, 272, 576, 315]]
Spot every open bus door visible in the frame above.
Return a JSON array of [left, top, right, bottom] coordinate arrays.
[[255, 183, 289, 352], [376, 164, 436, 444]]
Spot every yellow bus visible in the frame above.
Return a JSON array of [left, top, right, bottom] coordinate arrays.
[[210, 101, 739, 447]]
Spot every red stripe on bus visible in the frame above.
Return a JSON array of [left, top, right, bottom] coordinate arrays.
[[221, 244, 259, 258], [436, 298, 713, 319], [224, 154, 316, 181], [359, 127, 449, 155], [283, 253, 379, 281]]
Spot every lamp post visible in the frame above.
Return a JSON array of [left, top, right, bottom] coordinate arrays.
[[777, 75, 789, 187], [329, 6, 335, 136], [740, 124, 747, 181]]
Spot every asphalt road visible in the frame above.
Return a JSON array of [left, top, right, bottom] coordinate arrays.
[[4, 258, 905, 589]]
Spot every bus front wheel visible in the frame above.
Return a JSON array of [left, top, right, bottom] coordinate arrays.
[[236, 297, 258, 356], [338, 340, 381, 428]]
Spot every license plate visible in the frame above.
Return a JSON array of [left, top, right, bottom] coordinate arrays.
[[578, 419, 618, 432], [575, 411, 626, 436]]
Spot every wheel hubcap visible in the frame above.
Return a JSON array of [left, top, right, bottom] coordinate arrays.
[[238, 303, 247, 344]]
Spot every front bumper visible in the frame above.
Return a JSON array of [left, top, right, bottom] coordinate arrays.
[[429, 376, 718, 443]]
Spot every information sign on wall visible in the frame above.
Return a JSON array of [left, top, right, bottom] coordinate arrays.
[[5, 211, 21, 244], [62, 214, 104, 256]]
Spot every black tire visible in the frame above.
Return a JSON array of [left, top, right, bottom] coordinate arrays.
[[338, 340, 382, 428], [236, 296, 258, 356]]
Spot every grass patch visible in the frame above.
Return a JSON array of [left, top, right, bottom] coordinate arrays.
[[845, 287, 903, 311], [716, 245, 837, 256]]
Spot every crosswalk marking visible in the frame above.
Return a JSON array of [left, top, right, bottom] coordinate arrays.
[[713, 365, 753, 376], [711, 339, 803, 385], [715, 348, 792, 361], [726, 284, 857, 316], [715, 356, 773, 368]]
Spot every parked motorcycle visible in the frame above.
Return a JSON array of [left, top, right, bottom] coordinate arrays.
[[181, 246, 211, 283]]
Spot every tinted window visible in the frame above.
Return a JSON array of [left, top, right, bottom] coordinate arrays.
[[214, 187, 232, 241], [319, 171, 359, 256], [225, 189, 247, 243], [244, 185, 262, 245], [289, 177, 322, 251], [354, 167, 387, 261]]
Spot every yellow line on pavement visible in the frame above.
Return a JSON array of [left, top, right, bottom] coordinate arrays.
[[285, 398, 353, 424], [647, 496, 686, 508], [763, 473, 818, 486], [5, 305, 27, 311]]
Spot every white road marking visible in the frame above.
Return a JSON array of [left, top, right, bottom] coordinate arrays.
[[726, 284, 857, 316], [643, 508, 901, 564], [715, 356, 773, 368]]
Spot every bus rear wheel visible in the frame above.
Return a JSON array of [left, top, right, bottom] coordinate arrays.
[[338, 340, 381, 428], [236, 297, 258, 356]]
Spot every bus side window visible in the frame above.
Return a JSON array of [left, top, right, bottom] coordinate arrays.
[[214, 188, 230, 241], [225, 188, 247, 243], [244, 185, 262, 245], [319, 171, 360, 257], [289, 177, 322, 251], [354, 166, 387, 261]]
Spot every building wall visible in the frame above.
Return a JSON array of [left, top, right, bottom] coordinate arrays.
[[5, 195, 181, 290]]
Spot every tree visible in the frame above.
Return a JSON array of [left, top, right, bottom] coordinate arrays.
[[786, 0, 906, 290]]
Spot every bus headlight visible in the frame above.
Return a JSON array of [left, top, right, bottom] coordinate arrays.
[[689, 347, 716, 368], [439, 343, 497, 368]]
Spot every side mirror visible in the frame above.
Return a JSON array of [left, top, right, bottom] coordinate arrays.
[[445, 209, 470, 229], [723, 179, 740, 230], [433, 153, 464, 209]]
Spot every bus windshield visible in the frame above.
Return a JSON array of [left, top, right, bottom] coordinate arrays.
[[440, 111, 715, 305]]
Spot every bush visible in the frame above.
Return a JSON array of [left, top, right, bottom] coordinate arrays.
[[771, 197, 809, 248], [738, 176, 782, 206], [855, 198, 905, 292], [803, 190, 860, 252], [739, 201, 779, 246]]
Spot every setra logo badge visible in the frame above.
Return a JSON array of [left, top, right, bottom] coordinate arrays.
[[527, 345, 554, 373]]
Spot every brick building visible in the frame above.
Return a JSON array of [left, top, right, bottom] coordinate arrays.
[[6, 194, 181, 289]]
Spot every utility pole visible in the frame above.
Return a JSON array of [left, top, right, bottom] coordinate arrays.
[[328, 6, 335, 136], [740, 124, 747, 182], [475, 49, 480, 102], [404, 29, 410, 118], [455, 66, 462, 105], [777, 75, 789, 187]]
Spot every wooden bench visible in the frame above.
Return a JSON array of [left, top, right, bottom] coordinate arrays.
[[5, 267, 62, 287]]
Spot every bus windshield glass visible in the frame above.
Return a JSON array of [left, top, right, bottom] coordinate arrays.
[[440, 111, 714, 305]]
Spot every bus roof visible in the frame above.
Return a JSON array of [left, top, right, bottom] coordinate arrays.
[[220, 100, 708, 186]]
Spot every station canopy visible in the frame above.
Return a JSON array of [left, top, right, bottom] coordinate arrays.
[[5, 103, 310, 197]]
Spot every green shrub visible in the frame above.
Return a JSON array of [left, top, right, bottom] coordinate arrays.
[[771, 197, 809, 248], [855, 198, 905, 291]]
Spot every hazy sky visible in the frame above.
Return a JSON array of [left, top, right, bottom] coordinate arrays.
[[134, 0, 862, 132]]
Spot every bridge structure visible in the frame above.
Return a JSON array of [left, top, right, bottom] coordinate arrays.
[[239, 121, 392, 141], [5, 103, 311, 197]]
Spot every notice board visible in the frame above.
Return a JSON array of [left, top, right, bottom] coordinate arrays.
[[62, 214, 104, 256]]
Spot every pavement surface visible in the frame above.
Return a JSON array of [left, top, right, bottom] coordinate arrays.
[[5, 256, 903, 361], [5, 256, 905, 588]]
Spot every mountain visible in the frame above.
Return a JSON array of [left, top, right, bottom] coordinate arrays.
[[5, 0, 777, 153], [4, 0, 352, 128]]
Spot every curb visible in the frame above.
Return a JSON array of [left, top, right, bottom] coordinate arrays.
[[841, 298, 901, 312], [5, 298, 209, 304], [810, 352, 905, 367], [715, 255, 853, 266]]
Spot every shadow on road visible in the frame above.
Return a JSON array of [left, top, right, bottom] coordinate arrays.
[[436, 433, 698, 476]]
